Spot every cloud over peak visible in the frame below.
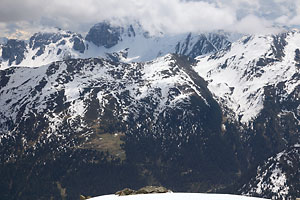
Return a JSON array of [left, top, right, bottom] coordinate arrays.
[[0, 0, 299, 39]]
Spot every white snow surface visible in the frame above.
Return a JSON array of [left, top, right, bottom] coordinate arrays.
[[90, 193, 268, 200], [194, 30, 300, 123]]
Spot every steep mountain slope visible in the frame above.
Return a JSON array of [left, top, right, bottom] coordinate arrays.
[[175, 32, 231, 58], [194, 30, 300, 154], [239, 144, 300, 199], [194, 30, 300, 124], [0, 55, 239, 199], [0, 22, 231, 69], [0, 29, 86, 68], [192, 30, 300, 199]]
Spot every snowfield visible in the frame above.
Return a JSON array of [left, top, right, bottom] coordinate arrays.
[[90, 193, 269, 200]]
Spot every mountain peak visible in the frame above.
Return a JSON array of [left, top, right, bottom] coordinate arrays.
[[29, 29, 85, 53], [0, 22, 235, 68], [85, 22, 140, 48]]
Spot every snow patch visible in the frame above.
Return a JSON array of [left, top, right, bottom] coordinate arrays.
[[90, 193, 268, 200]]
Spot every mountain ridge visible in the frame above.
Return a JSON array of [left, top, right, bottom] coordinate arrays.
[[0, 22, 232, 69]]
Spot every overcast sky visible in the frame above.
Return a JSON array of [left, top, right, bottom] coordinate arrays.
[[1, 0, 300, 39]]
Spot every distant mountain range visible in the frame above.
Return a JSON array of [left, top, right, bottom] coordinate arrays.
[[0, 22, 232, 68], [0, 22, 299, 200]]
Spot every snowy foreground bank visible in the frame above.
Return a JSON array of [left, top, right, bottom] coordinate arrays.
[[90, 193, 269, 200]]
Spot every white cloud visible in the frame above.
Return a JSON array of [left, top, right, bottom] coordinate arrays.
[[275, 15, 289, 24], [0, 0, 299, 39], [40, 0, 237, 35], [0, 0, 237, 36], [230, 15, 280, 34], [288, 0, 300, 26], [128, 0, 237, 35], [289, 15, 300, 26]]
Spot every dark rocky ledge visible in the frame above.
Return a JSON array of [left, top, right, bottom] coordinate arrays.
[[115, 186, 171, 196]]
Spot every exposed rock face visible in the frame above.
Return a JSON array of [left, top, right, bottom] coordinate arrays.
[[80, 194, 91, 199], [0, 30, 86, 68], [29, 31, 86, 59], [115, 186, 170, 196], [85, 22, 122, 48], [1, 39, 27, 65], [30, 32, 63, 50], [175, 33, 231, 58], [72, 35, 85, 53], [115, 188, 136, 196], [136, 186, 170, 194], [105, 48, 129, 62]]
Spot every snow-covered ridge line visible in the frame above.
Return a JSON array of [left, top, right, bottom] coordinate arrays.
[[194, 30, 300, 123], [0, 22, 232, 69], [90, 193, 269, 200]]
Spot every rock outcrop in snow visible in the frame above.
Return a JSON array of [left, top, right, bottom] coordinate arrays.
[[239, 145, 300, 199]]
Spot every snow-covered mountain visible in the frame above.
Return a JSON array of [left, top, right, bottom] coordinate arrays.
[[0, 55, 217, 152], [0, 22, 231, 69], [0, 24, 299, 199], [192, 30, 300, 199], [0, 29, 86, 68], [194, 30, 300, 124], [0, 54, 236, 200]]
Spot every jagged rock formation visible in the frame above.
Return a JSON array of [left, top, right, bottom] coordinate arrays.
[[175, 32, 231, 58], [1, 39, 27, 65], [0, 29, 86, 68], [85, 22, 135, 48]]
